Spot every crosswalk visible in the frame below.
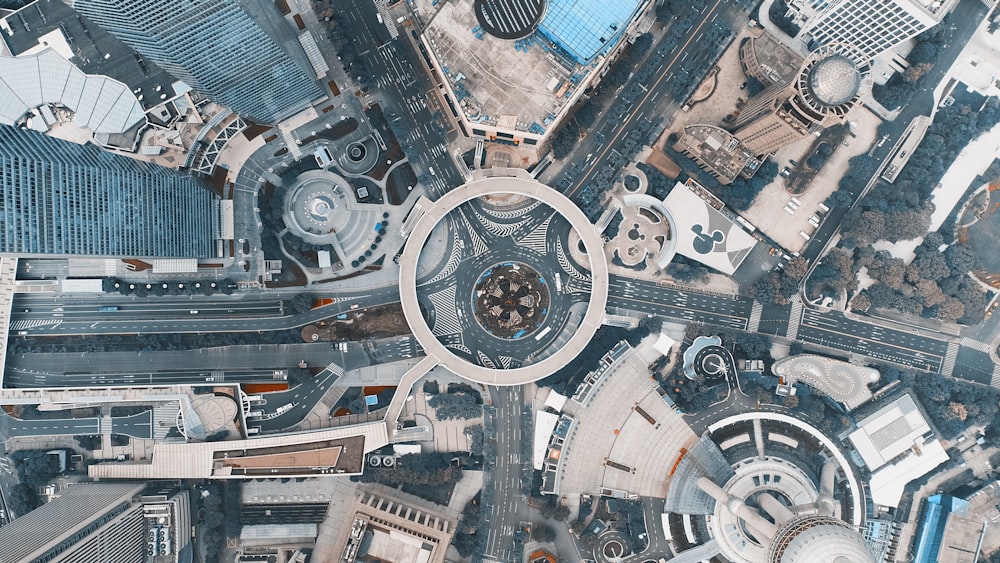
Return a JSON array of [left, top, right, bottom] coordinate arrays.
[[153, 402, 180, 439], [960, 337, 992, 353], [281, 128, 303, 160], [518, 216, 550, 253], [786, 299, 803, 341], [428, 286, 463, 335], [941, 342, 960, 377], [9, 318, 62, 330], [373, 0, 398, 39], [747, 302, 763, 334]]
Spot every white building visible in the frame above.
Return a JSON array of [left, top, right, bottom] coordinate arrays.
[[803, 0, 956, 61]]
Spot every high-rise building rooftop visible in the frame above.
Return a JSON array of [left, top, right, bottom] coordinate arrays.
[[0, 124, 218, 257], [72, 0, 323, 124]]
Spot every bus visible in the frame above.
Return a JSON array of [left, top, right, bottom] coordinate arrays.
[[99, 306, 119, 312]]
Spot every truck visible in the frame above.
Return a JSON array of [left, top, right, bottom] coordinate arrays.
[[99, 306, 119, 312]]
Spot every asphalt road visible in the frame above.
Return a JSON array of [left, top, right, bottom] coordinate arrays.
[[551, 0, 745, 199], [340, 0, 463, 196], [796, 309, 949, 372], [609, 276, 752, 329], [483, 385, 528, 563], [8, 285, 402, 336]]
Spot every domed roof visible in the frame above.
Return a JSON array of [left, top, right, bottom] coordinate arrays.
[[806, 54, 861, 107], [777, 522, 876, 563]]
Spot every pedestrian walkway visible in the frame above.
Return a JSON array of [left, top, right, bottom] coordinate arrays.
[[786, 299, 803, 340], [747, 302, 763, 333], [941, 342, 960, 377]]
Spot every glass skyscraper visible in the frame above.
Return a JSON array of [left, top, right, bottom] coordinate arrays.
[[73, 0, 323, 124], [0, 124, 218, 257]]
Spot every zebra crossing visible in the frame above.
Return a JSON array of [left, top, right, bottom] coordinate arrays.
[[556, 238, 588, 280], [480, 200, 541, 220], [960, 337, 992, 353], [428, 286, 463, 335], [941, 342, 960, 378], [373, 0, 399, 38], [747, 302, 763, 333], [153, 402, 180, 439], [281, 128, 303, 160], [518, 216, 550, 253], [471, 208, 523, 238], [786, 299, 803, 341], [9, 318, 62, 330], [426, 232, 464, 284]]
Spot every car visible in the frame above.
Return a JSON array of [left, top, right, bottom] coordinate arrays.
[[350, 304, 360, 310]]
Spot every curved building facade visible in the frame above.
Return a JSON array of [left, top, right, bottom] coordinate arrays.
[[734, 44, 870, 156]]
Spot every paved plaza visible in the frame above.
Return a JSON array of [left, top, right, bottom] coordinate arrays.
[[554, 344, 697, 498]]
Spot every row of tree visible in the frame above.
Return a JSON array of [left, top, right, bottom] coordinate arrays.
[[872, 24, 946, 109]]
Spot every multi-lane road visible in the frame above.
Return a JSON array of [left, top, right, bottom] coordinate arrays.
[[609, 276, 753, 330], [482, 385, 528, 563]]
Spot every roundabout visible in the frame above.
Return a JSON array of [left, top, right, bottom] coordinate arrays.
[[398, 173, 608, 385], [473, 262, 550, 339]]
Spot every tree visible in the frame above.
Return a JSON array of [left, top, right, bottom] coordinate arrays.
[[428, 392, 482, 420], [944, 244, 978, 275], [904, 62, 933, 82], [531, 522, 557, 542], [7, 483, 40, 516]]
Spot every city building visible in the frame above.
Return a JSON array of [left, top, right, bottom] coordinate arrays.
[[738, 32, 805, 88], [72, 0, 323, 124], [848, 393, 949, 509], [0, 482, 191, 563], [661, 180, 760, 275], [337, 488, 455, 563], [0, 123, 219, 258], [665, 412, 873, 563], [802, 0, 956, 61], [673, 124, 761, 185], [734, 43, 870, 156], [420, 0, 651, 147]]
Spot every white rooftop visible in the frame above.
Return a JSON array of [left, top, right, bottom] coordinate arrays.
[[0, 48, 146, 136], [544, 389, 568, 412], [868, 436, 949, 508], [653, 332, 677, 356], [533, 410, 560, 470], [848, 394, 931, 470], [662, 182, 757, 275]]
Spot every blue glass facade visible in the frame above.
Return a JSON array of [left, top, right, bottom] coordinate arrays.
[[538, 0, 645, 64], [74, 0, 323, 124], [0, 124, 217, 257], [913, 494, 969, 563]]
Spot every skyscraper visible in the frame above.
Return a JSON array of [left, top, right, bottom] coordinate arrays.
[[73, 0, 323, 124], [0, 482, 191, 563], [0, 124, 218, 257], [802, 0, 952, 61], [734, 44, 869, 156]]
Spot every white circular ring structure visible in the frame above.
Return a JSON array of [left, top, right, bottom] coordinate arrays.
[[399, 174, 609, 385]]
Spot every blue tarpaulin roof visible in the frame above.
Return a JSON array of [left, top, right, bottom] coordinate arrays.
[[538, 0, 643, 63]]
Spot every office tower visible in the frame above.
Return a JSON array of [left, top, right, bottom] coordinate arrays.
[[0, 482, 191, 563], [73, 0, 323, 124], [803, 0, 951, 61], [0, 124, 218, 257], [734, 44, 869, 156]]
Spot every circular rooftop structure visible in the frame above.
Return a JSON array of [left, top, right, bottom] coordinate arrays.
[[806, 54, 862, 107], [400, 174, 608, 385], [473, 0, 546, 40], [769, 516, 876, 563]]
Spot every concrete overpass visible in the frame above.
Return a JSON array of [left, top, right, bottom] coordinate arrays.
[[398, 170, 609, 385]]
